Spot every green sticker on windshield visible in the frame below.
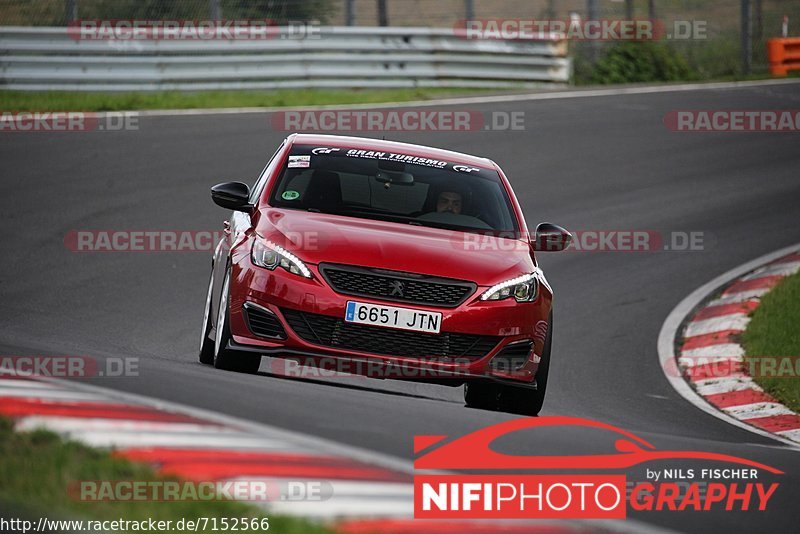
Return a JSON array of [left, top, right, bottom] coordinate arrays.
[[282, 190, 300, 201]]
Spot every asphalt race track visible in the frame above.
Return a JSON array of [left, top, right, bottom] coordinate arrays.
[[2, 81, 799, 533]]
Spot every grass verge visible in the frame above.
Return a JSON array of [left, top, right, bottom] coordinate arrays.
[[0, 88, 495, 112], [0, 417, 332, 533], [741, 271, 800, 413]]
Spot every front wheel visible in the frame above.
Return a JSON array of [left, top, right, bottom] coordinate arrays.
[[212, 267, 261, 374], [198, 268, 216, 365], [464, 381, 499, 411], [498, 311, 553, 416]]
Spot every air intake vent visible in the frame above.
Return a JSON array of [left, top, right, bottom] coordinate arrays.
[[243, 302, 287, 340], [489, 341, 533, 372]]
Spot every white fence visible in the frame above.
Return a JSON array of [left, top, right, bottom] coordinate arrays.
[[0, 26, 571, 91]]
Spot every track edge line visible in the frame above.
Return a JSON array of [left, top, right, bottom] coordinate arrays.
[[657, 243, 800, 451]]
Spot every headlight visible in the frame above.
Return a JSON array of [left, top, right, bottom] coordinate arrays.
[[251, 238, 312, 278], [480, 273, 538, 302]]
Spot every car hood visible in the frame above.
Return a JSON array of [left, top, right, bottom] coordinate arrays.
[[255, 208, 534, 286]]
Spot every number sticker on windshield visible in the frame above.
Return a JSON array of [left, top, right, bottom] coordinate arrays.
[[288, 155, 310, 168]]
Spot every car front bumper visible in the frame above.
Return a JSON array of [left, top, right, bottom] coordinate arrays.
[[226, 255, 552, 386]]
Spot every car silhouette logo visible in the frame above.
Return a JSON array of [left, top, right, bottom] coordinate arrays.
[[413, 416, 783, 474]]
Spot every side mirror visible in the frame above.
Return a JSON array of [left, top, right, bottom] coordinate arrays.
[[531, 222, 572, 252], [211, 182, 252, 212]]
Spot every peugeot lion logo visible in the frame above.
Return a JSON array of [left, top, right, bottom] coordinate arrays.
[[390, 280, 405, 297]]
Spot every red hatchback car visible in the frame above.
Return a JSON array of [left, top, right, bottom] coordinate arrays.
[[199, 134, 571, 415]]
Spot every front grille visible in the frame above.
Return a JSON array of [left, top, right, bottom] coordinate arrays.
[[319, 264, 476, 308], [243, 302, 287, 339], [281, 308, 499, 360], [489, 340, 533, 372]]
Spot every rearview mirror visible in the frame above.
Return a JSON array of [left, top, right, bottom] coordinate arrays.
[[211, 182, 252, 212], [375, 170, 415, 186], [531, 222, 572, 252]]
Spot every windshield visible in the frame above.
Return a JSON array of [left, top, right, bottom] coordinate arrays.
[[268, 144, 519, 235]]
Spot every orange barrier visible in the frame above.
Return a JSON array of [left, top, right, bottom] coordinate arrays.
[[767, 38, 800, 76]]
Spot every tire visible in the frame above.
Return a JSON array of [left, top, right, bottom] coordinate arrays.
[[212, 267, 262, 374], [198, 268, 216, 365], [497, 310, 553, 416], [464, 381, 500, 411]]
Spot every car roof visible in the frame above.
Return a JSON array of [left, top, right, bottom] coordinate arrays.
[[288, 133, 497, 169]]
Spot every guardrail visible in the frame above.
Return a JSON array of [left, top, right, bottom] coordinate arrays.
[[767, 37, 800, 76], [0, 26, 570, 91]]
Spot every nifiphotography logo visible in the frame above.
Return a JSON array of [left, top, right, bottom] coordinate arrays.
[[413, 416, 782, 519]]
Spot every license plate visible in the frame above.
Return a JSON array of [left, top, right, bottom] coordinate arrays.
[[345, 301, 442, 334]]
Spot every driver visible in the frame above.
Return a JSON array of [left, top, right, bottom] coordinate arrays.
[[436, 191, 463, 215]]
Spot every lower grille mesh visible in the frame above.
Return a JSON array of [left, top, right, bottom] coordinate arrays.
[[281, 308, 498, 360]]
